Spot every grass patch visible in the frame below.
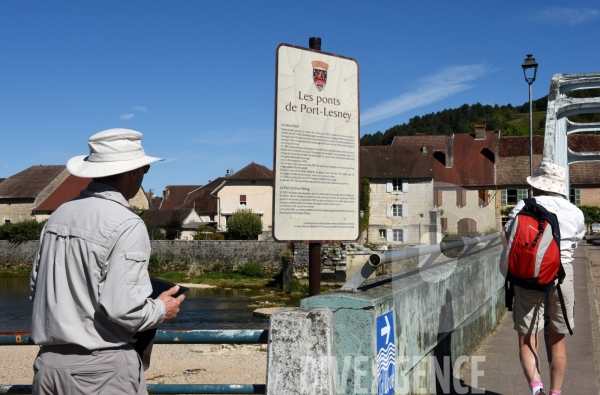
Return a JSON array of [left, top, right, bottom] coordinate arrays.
[[153, 270, 272, 288], [287, 279, 330, 293], [0, 269, 30, 277]]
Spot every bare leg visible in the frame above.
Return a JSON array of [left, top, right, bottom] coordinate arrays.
[[548, 329, 566, 392], [519, 332, 542, 383]]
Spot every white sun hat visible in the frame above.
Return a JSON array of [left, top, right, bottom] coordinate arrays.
[[66, 129, 164, 178], [526, 161, 568, 196]]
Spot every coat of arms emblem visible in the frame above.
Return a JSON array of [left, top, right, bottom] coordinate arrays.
[[311, 60, 329, 91]]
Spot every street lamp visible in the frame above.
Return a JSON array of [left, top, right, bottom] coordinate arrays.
[[522, 54, 538, 197]]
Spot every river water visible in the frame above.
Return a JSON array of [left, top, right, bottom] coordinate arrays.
[[0, 277, 301, 332]]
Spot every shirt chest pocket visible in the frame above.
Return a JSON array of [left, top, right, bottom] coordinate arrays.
[[124, 251, 149, 285]]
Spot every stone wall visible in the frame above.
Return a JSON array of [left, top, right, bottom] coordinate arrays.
[[149, 240, 287, 275], [0, 240, 288, 276], [0, 240, 40, 271]]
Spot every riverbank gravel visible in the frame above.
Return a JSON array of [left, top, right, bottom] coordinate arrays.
[[0, 344, 267, 385]]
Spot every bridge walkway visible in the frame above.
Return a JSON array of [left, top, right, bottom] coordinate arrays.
[[459, 236, 600, 394]]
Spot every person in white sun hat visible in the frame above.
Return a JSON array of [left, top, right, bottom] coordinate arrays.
[[29, 129, 185, 395], [503, 161, 585, 395]]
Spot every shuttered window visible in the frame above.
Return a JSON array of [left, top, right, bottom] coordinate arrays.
[[440, 217, 448, 231], [478, 190, 489, 206], [456, 190, 467, 207], [240, 195, 247, 206], [434, 190, 443, 206], [570, 188, 581, 205]]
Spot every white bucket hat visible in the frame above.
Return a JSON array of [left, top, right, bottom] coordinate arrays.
[[66, 129, 164, 178], [526, 161, 567, 196]]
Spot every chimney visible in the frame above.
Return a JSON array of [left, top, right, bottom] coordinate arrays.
[[445, 131, 454, 168], [420, 144, 427, 155], [225, 169, 231, 178], [163, 187, 170, 200], [475, 124, 486, 140]]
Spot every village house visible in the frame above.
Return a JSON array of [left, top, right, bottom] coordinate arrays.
[[360, 145, 436, 246], [496, 134, 600, 226], [211, 163, 273, 233], [0, 165, 149, 225], [392, 126, 500, 236]]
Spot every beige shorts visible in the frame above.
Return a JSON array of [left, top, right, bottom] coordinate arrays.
[[512, 263, 575, 334], [32, 344, 146, 395]]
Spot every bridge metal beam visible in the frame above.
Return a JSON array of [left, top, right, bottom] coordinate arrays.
[[543, 72, 600, 190]]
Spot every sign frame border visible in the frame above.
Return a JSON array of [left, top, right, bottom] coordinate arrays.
[[272, 43, 361, 244]]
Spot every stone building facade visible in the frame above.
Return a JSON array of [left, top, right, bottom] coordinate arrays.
[[360, 145, 436, 247], [367, 178, 436, 245]]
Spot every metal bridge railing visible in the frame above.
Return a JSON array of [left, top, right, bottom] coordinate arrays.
[[341, 232, 502, 291], [0, 330, 268, 394]]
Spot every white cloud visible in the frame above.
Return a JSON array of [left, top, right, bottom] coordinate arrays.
[[530, 7, 600, 25], [120, 113, 135, 120], [361, 64, 492, 126], [133, 106, 148, 112]]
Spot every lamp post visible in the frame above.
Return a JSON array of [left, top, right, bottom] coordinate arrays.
[[522, 54, 538, 198]]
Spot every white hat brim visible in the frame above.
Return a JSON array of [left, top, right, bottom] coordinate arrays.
[[66, 155, 164, 178], [527, 175, 567, 196]]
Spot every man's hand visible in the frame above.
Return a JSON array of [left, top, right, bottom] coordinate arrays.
[[157, 285, 186, 322]]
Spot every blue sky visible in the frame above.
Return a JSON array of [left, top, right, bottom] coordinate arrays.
[[1, 1, 599, 194]]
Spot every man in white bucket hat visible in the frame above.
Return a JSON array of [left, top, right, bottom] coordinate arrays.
[[29, 129, 185, 394], [504, 161, 584, 395]]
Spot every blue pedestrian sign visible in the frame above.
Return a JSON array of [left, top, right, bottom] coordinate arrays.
[[376, 311, 395, 395]]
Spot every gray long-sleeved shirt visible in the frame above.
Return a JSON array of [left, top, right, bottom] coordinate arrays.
[[30, 182, 165, 349]]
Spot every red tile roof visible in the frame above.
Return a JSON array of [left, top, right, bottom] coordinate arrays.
[[0, 165, 65, 199], [181, 178, 223, 214], [35, 175, 92, 212], [228, 162, 273, 180], [157, 185, 203, 209], [391, 135, 446, 151], [360, 146, 434, 178], [433, 131, 497, 186]]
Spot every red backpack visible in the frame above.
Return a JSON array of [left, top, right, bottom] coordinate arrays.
[[505, 198, 572, 335]]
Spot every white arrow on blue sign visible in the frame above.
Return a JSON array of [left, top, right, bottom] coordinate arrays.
[[376, 311, 395, 395]]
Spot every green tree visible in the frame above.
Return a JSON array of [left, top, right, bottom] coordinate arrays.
[[164, 212, 183, 240], [193, 225, 224, 240], [226, 208, 262, 240], [144, 219, 165, 240], [579, 205, 600, 233], [0, 220, 46, 242]]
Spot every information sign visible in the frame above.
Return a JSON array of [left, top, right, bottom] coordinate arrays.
[[273, 43, 360, 242], [376, 311, 396, 395]]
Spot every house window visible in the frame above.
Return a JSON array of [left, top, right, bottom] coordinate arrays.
[[387, 204, 407, 218], [379, 229, 386, 238], [478, 190, 489, 206], [440, 217, 448, 232], [387, 179, 408, 193], [434, 189, 443, 207], [456, 190, 467, 207], [240, 195, 247, 206], [4, 219, 11, 225], [393, 229, 403, 242], [570, 188, 580, 205], [502, 189, 528, 206], [209, 215, 215, 222]]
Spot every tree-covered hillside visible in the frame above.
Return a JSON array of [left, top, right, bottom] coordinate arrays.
[[361, 89, 600, 146]]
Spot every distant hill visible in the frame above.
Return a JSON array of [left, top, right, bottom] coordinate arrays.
[[360, 89, 600, 146]]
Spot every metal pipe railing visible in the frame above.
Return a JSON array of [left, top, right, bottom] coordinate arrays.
[[342, 232, 502, 291], [0, 330, 268, 394]]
